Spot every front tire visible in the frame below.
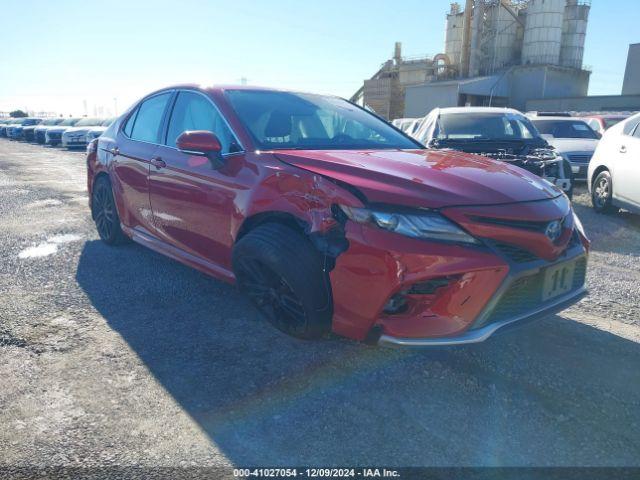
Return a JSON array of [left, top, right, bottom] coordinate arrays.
[[92, 176, 128, 245], [232, 223, 332, 340], [591, 171, 616, 214]]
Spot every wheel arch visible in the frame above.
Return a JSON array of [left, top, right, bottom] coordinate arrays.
[[235, 211, 310, 243], [591, 165, 610, 189]]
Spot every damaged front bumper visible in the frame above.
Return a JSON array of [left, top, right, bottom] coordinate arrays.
[[329, 220, 588, 347]]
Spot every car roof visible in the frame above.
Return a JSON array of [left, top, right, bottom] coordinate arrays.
[[145, 84, 344, 100], [434, 106, 523, 115], [530, 116, 588, 122]]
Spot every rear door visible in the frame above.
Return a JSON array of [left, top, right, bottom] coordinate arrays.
[[614, 119, 640, 207], [148, 90, 245, 271], [109, 91, 173, 236]]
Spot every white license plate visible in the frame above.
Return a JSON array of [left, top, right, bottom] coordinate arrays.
[[542, 260, 576, 301], [571, 166, 580, 173]]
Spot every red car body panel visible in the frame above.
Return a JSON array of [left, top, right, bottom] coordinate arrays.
[[86, 85, 589, 345]]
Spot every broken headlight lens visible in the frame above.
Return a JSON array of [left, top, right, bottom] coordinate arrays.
[[338, 205, 479, 244]]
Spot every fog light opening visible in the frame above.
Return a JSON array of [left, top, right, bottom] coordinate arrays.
[[408, 276, 458, 295], [383, 292, 409, 315]]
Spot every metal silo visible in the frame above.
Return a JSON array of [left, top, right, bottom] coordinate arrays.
[[483, 1, 521, 73], [560, 0, 590, 69], [521, 0, 565, 65], [445, 3, 465, 72]]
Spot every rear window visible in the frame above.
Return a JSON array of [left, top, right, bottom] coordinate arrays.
[[532, 120, 599, 139]]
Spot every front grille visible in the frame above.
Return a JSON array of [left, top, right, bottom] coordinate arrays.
[[473, 257, 587, 329], [568, 154, 592, 164], [48, 132, 61, 140], [494, 243, 539, 263]]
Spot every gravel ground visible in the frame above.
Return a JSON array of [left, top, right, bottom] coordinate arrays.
[[1, 140, 639, 469]]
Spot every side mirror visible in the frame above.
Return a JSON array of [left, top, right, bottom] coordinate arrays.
[[176, 130, 224, 168]]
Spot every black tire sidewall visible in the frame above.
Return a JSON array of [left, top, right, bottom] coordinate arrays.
[[592, 171, 614, 213], [92, 176, 126, 245], [232, 224, 332, 340]]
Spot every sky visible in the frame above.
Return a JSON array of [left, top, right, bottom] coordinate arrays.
[[0, 0, 637, 116]]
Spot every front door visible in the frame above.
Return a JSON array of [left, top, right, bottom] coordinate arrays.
[[149, 90, 245, 271]]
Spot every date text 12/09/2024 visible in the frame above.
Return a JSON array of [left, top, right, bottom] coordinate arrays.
[[233, 468, 400, 478]]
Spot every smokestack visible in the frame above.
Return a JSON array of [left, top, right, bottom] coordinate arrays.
[[460, 0, 474, 77], [394, 42, 402, 64]]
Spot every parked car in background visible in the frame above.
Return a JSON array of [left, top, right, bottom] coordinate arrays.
[[528, 115, 599, 181], [84, 118, 115, 144], [413, 107, 574, 197], [61, 117, 104, 148], [33, 118, 65, 143], [34, 118, 66, 143], [45, 118, 80, 146], [588, 112, 640, 215], [0, 119, 14, 137], [86, 85, 588, 346], [580, 114, 629, 136], [7, 118, 42, 140], [22, 118, 52, 142], [392, 117, 423, 136]]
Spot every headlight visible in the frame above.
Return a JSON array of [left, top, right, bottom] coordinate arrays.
[[338, 205, 479, 244]]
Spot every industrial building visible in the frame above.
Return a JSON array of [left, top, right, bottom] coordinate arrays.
[[622, 43, 640, 96], [527, 42, 640, 112], [353, 0, 594, 119]]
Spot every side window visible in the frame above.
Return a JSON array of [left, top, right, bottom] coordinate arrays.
[[129, 92, 172, 143], [123, 108, 138, 137], [165, 91, 239, 153], [622, 117, 640, 136], [633, 124, 640, 139]]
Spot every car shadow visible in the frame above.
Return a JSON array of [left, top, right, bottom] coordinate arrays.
[[75, 240, 640, 466]]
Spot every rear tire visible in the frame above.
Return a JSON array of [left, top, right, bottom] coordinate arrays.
[[92, 176, 128, 245], [232, 223, 332, 340], [591, 171, 616, 214]]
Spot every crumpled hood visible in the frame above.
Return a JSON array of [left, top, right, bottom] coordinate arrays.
[[546, 138, 598, 154], [274, 149, 562, 209]]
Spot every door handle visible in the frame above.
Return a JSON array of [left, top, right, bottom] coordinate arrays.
[[620, 145, 627, 154], [110, 146, 119, 155], [150, 157, 166, 169]]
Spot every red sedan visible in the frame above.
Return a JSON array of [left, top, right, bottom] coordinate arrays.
[[86, 85, 589, 346]]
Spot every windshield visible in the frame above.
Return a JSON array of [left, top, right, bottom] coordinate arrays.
[[436, 112, 537, 141], [225, 90, 419, 150], [75, 117, 101, 127], [603, 117, 626, 129], [59, 118, 79, 126], [532, 119, 599, 139], [101, 118, 115, 126], [43, 118, 61, 125]]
